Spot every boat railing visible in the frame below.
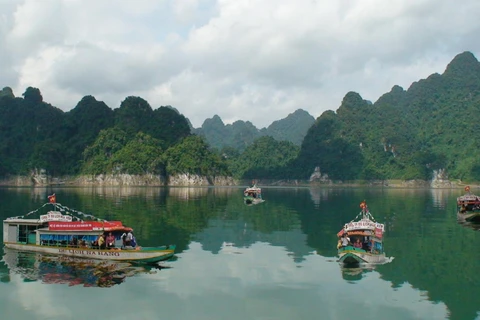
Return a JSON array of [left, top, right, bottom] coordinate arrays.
[[7, 202, 108, 224], [339, 246, 366, 253]]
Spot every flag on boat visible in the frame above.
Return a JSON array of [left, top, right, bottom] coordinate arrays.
[[48, 194, 56, 204], [360, 200, 366, 209]]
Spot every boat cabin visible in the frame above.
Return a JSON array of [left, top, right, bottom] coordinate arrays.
[[457, 194, 480, 211], [337, 218, 385, 254], [244, 186, 262, 199], [3, 211, 132, 249]]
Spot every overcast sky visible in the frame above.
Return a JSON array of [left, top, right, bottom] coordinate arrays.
[[1, 0, 479, 128]]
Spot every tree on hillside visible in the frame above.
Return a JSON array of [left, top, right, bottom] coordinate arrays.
[[163, 135, 230, 177]]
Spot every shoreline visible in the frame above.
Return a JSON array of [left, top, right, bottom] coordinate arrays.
[[0, 175, 476, 189]]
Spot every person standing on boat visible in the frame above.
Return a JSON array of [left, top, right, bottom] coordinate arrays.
[[121, 232, 127, 248], [125, 230, 133, 246], [131, 234, 137, 248], [341, 233, 350, 247]]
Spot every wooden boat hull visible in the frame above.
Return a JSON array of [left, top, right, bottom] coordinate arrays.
[[244, 197, 265, 205], [4, 242, 175, 263], [457, 211, 480, 223], [338, 249, 386, 264]]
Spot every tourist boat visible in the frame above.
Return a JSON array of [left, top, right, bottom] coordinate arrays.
[[2, 195, 176, 264], [337, 201, 386, 264], [456, 186, 480, 223], [243, 184, 265, 205]]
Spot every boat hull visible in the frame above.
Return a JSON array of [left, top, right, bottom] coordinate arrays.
[[4, 242, 175, 263], [338, 250, 386, 264], [457, 211, 480, 223], [244, 197, 265, 205]]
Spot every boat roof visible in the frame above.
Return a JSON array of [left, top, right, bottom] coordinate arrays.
[[3, 218, 132, 232], [337, 202, 385, 238], [47, 221, 132, 232], [457, 194, 480, 201], [3, 218, 43, 225]]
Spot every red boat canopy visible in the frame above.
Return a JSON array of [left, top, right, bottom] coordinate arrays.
[[48, 221, 132, 232]]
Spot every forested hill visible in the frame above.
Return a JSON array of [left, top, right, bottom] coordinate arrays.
[[1, 51, 480, 184], [0, 91, 206, 177], [192, 109, 315, 151], [293, 51, 480, 182]]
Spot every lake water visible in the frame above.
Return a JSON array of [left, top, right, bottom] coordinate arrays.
[[0, 186, 479, 320]]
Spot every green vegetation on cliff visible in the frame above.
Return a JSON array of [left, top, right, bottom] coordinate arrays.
[[293, 51, 480, 181], [1, 51, 480, 183]]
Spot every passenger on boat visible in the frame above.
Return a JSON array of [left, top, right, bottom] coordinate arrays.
[[460, 204, 467, 213], [106, 232, 115, 249], [341, 233, 350, 247], [98, 234, 106, 249], [353, 239, 362, 248], [131, 234, 137, 248], [363, 237, 371, 251], [121, 232, 127, 247], [69, 236, 78, 247], [125, 230, 133, 246]]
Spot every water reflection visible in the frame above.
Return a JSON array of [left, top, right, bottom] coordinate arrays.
[[1, 249, 162, 288], [457, 220, 480, 231], [1, 186, 479, 320], [340, 265, 375, 282]]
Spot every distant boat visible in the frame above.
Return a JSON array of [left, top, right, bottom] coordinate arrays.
[[3, 196, 175, 264], [243, 184, 265, 205], [337, 201, 387, 264], [457, 186, 480, 223]]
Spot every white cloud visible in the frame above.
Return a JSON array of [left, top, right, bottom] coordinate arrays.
[[1, 0, 479, 128]]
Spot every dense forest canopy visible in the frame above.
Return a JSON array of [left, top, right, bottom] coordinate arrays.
[[293, 51, 480, 182], [1, 51, 480, 183]]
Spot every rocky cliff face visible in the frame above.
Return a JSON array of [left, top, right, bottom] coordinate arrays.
[[309, 167, 332, 184], [0, 167, 463, 188], [0, 171, 236, 187], [430, 168, 457, 188], [73, 174, 166, 186], [168, 174, 235, 186]]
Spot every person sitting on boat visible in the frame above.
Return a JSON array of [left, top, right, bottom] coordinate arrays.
[[79, 239, 87, 248], [460, 204, 467, 213], [106, 232, 115, 249], [341, 233, 350, 247], [98, 234, 106, 249], [353, 239, 362, 248], [69, 236, 78, 247], [362, 237, 371, 251]]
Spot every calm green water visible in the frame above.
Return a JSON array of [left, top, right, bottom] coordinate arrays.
[[0, 186, 479, 320]]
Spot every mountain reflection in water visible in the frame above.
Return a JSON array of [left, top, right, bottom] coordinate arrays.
[[1, 249, 164, 288]]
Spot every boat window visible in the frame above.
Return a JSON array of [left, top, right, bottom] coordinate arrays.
[[18, 225, 38, 244], [40, 234, 97, 247], [7, 225, 18, 243]]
